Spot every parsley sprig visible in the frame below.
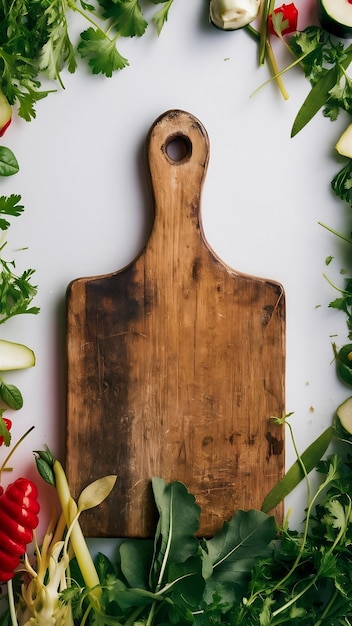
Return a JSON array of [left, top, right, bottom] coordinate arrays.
[[0, 0, 175, 120], [0, 194, 39, 325]]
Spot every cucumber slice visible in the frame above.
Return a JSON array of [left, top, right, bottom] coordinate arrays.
[[0, 339, 35, 371], [336, 396, 352, 433], [318, 0, 352, 39], [336, 123, 352, 158]]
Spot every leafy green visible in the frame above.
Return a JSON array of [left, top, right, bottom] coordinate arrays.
[[0, 147, 19, 176], [262, 426, 334, 512], [56, 477, 277, 625], [0, 414, 11, 445], [331, 160, 352, 205], [78, 28, 129, 77], [0, 380, 23, 410], [0, 0, 173, 118], [0, 194, 23, 231], [289, 27, 352, 136], [151, 0, 175, 35], [0, 195, 39, 324], [98, 0, 148, 37]]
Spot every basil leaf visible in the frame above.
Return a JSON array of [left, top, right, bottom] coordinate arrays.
[[0, 147, 19, 177], [0, 380, 23, 409]]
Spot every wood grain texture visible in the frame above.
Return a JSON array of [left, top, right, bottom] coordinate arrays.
[[66, 110, 286, 538]]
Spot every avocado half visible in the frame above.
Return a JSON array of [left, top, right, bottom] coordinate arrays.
[[318, 0, 352, 39]]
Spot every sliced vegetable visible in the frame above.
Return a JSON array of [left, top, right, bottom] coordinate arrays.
[[209, 0, 260, 30], [336, 396, 352, 433], [336, 123, 352, 157], [0, 339, 35, 371], [335, 343, 352, 385], [317, 0, 352, 39], [0, 91, 11, 138], [268, 3, 298, 36], [0, 477, 39, 582]]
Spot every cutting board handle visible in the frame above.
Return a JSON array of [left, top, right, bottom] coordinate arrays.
[[147, 110, 210, 238]]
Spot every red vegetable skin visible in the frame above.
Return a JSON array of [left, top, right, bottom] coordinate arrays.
[[0, 117, 11, 137], [0, 418, 12, 446], [0, 478, 40, 582], [0, 91, 12, 137], [268, 2, 298, 36]]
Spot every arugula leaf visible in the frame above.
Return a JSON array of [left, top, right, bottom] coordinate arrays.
[[201, 509, 277, 606], [78, 28, 129, 77], [119, 539, 154, 589], [151, 477, 201, 591]]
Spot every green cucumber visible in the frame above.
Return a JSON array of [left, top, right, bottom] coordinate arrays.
[[336, 396, 352, 433], [0, 339, 35, 371], [336, 123, 352, 158], [318, 0, 352, 39]]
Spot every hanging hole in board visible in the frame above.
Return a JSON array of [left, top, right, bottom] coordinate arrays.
[[165, 134, 192, 163]]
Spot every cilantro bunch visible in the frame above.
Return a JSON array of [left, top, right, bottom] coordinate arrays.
[[0, 0, 174, 122]]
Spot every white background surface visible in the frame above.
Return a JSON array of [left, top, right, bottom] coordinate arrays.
[[0, 0, 351, 547]]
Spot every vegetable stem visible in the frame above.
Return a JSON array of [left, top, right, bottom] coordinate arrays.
[[265, 37, 289, 100], [319, 221, 352, 244], [0, 425, 35, 478], [7, 580, 18, 626], [53, 460, 101, 596]]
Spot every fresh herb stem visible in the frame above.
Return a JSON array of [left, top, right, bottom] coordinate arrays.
[[53, 459, 101, 596], [7, 579, 17, 626], [265, 37, 289, 99], [285, 418, 311, 504], [319, 221, 352, 244], [323, 272, 351, 296], [0, 425, 34, 477], [259, 0, 274, 65]]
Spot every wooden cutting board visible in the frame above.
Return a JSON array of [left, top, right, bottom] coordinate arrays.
[[66, 109, 286, 538]]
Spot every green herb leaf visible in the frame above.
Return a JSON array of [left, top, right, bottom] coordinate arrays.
[[0, 415, 11, 446], [119, 539, 154, 589], [0, 195, 24, 231], [201, 509, 277, 606], [151, 477, 201, 590], [290, 30, 352, 137], [0, 380, 23, 409], [332, 160, 352, 204], [34, 448, 56, 486], [78, 28, 129, 77], [261, 426, 334, 512], [291, 65, 340, 137], [151, 0, 175, 35], [0, 147, 19, 177], [98, 0, 148, 37]]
